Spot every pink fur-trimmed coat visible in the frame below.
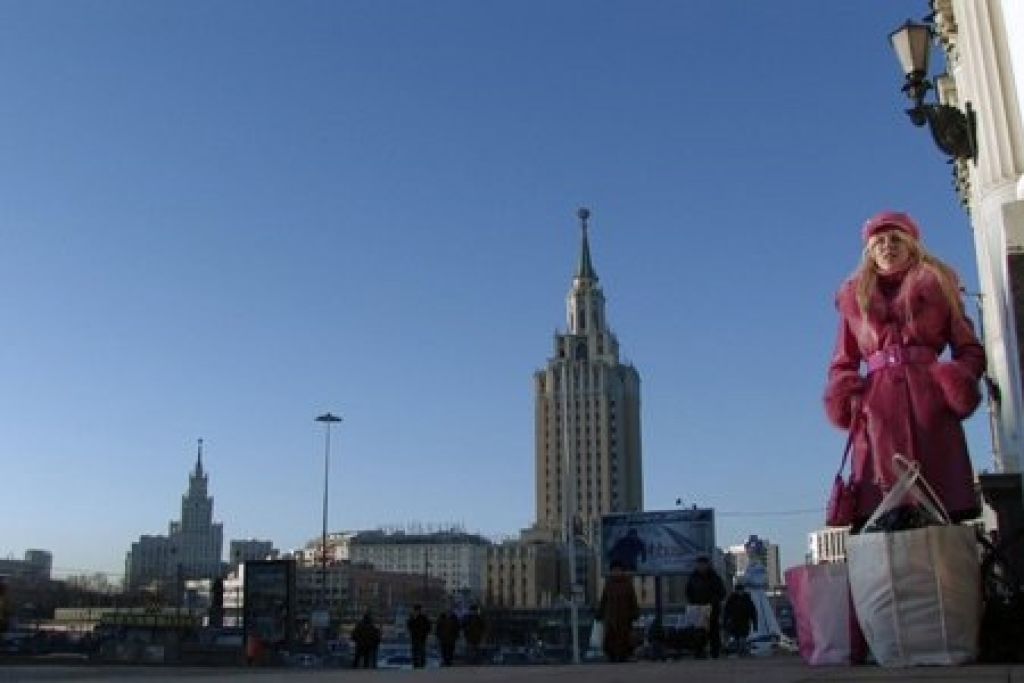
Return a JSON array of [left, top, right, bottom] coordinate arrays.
[[824, 266, 985, 523]]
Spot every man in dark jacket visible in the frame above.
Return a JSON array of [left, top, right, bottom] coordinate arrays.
[[434, 608, 460, 666], [350, 611, 381, 668], [406, 604, 432, 668], [723, 582, 758, 656], [685, 555, 726, 658], [462, 604, 485, 664]]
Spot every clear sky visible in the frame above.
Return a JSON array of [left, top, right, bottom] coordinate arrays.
[[0, 1, 991, 580]]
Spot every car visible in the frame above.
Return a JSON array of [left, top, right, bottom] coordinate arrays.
[[286, 652, 321, 667], [747, 634, 798, 657], [378, 653, 414, 670], [377, 649, 441, 669], [494, 649, 532, 665]]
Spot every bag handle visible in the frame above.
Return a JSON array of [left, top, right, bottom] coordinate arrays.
[[861, 454, 952, 530], [860, 457, 922, 530], [834, 400, 863, 478], [834, 430, 855, 479], [892, 454, 951, 525]]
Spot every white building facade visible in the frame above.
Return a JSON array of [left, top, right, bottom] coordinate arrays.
[[807, 527, 850, 565], [348, 529, 490, 597], [930, 0, 1024, 474], [297, 532, 355, 567]]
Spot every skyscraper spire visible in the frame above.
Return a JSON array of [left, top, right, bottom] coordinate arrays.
[[575, 207, 598, 282], [195, 438, 204, 477]]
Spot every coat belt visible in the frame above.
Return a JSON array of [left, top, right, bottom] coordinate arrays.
[[866, 345, 938, 374]]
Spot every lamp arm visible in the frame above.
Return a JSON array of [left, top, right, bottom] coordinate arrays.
[[923, 102, 977, 162]]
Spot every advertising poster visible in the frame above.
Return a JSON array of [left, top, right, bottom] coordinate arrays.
[[243, 560, 295, 646], [600, 508, 715, 576]]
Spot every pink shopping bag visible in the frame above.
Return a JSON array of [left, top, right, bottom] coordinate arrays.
[[786, 563, 866, 665]]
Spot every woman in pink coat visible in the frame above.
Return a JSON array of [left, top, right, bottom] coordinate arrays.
[[825, 211, 985, 526]]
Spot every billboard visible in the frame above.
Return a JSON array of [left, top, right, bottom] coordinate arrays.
[[243, 560, 295, 647], [600, 508, 715, 576]]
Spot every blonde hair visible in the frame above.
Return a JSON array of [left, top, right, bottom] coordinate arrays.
[[855, 230, 965, 318]]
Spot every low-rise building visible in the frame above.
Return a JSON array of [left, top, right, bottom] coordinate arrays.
[[221, 559, 446, 628], [484, 538, 560, 609], [726, 535, 782, 589], [349, 528, 489, 597], [0, 549, 52, 582], [807, 527, 850, 565], [228, 539, 277, 567], [297, 532, 355, 567]]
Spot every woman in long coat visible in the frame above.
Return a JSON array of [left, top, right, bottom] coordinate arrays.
[[598, 561, 639, 663], [825, 210, 985, 525]]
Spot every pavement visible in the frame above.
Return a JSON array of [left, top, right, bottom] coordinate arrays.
[[3, 657, 1024, 683]]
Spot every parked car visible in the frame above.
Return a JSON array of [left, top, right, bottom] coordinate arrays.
[[377, 651, 440, 670], [493, 648, 532, 665], [286, 652, 321, 667], [378, 652, 413, 670]]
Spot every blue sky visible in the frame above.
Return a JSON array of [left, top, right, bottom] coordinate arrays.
[[0, 1, 990, 579]]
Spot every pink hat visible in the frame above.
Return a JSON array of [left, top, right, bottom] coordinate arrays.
[[862, 211, 921, 244]]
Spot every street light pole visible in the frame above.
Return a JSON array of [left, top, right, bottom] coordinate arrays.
[[560, 362, 580, 664], [315, 412, 342, 640]]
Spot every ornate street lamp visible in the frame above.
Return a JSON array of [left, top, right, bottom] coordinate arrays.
[[889, 19, 977, 162]]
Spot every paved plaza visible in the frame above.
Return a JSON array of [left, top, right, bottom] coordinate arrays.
[[3, 658, 1024, 683]]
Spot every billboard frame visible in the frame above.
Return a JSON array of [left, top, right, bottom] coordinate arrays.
[[242, 559, 296, 648], [599, 508, 715, 577]]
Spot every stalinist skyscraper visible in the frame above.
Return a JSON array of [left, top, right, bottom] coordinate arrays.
[[534, 208, 642, 544]]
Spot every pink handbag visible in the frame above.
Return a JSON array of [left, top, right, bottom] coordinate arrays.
[[826, 430, 857, 527]]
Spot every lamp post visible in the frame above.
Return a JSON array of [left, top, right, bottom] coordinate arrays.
[[888, 18, 977, 162], [559, 361, 581, 664], [314, 412, 342, 643]]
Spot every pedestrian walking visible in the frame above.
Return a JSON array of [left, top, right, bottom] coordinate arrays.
[[723, 583, 757, 656], [597, 560, 639, 663], [825, 210, 985, 528], [435, 608, 460, 666], [685, 555, 726, 658], [350, 611, 381, 668], [462, 604, 486, 665], [406, 604, 432, 669]]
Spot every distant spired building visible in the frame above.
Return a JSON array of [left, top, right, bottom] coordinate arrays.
[[534, 208, 643, 544], [483, 209, 644, 610], [125, 439, 224, 591]]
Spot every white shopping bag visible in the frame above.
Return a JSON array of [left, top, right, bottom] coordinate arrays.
[[588, 620, 604, 651], [682, 604, 711, 631], [847, 456, 981, 666]]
